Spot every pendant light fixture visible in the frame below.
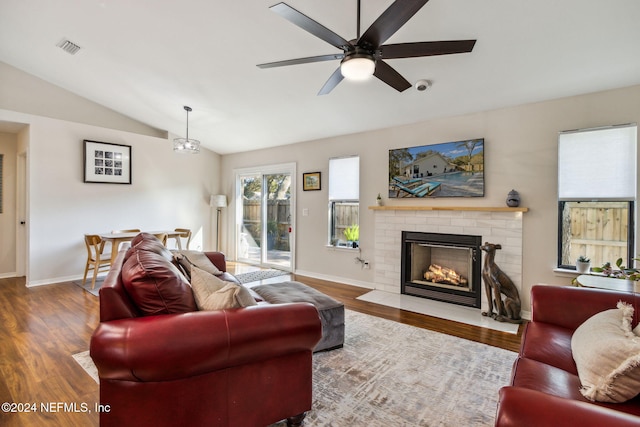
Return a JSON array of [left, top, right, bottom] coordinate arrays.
[[173, 105, 200, 154]]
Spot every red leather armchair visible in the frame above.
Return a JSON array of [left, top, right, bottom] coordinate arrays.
[[90, 235, 322, 427], [496, 285, 640, 426]]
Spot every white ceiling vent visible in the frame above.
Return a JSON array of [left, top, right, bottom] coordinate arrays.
[[56, 39, 81, 55]]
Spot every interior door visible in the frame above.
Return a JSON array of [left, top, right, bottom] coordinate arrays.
[[236, 164, 295, 271]]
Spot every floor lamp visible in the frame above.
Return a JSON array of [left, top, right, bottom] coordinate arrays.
[[211, 195, 227, 251]]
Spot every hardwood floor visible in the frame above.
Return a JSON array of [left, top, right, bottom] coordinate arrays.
[[0, 266, 522, 427], [0, 277, 100, 427]]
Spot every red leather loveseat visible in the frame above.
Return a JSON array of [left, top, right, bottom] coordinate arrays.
[[90, 233, 322, 427], [496, 285, 640, 426]]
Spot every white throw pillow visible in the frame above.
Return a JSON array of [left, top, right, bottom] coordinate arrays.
[[571, 301, 640, 403], [190, 266, 256, 311]]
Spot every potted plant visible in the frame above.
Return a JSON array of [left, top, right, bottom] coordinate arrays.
[[376, 193, 383, 206], [344, 225, 359, 248], [575, 255, 591, 274], [592, 257, 640, 281]]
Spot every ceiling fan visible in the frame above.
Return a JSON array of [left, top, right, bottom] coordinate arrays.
[[257, 0, 476, 95]]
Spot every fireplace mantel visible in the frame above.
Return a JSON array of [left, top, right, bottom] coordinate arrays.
[[369, 205, 528, 212]]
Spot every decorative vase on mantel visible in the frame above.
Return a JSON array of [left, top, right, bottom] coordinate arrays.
[[376, 193, 383, 206], [506, 189, 520, 207]]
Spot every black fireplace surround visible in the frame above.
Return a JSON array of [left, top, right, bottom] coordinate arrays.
[[401, 231, 482, 308]]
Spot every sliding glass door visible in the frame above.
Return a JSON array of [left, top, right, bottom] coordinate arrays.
[[236, 163, 295, 271], [238, 173, 262, 265]]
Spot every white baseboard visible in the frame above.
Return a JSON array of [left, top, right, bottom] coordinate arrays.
[[26, 272, 108, 287]]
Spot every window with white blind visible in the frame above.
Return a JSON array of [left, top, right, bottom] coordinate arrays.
[[328, 156, 359, 247], [557, 124, 637, 270]]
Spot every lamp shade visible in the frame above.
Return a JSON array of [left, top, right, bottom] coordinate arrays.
[[210, 194, 227, 208], [340, 55, 375, 81]]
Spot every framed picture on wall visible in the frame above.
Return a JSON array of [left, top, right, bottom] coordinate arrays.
[[303, 172, 321, 191], [83, 140, 132, 184]]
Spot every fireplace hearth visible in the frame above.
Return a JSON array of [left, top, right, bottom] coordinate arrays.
[[401, 231, 482, 308]]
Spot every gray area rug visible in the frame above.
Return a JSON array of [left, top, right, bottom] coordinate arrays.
[[74, 310, 516, 426], [73, 351, 99, 383], [72, 278, 104, 296], [233, 269, 288, 284]]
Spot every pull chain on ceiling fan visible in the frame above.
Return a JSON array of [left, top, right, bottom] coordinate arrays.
[[257, 0, 477, 95]]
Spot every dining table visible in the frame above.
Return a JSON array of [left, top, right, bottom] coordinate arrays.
[[99, 230, 183, 265]]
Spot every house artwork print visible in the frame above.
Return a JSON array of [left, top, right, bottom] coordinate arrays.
[[388, 138, 484, 198]]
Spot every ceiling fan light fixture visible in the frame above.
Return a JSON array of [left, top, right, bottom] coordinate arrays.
[[340, 53, 375, 81], [173, 105, 200, 154]]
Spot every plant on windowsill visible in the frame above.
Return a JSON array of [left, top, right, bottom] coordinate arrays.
[[591, 257, 640, 281], [575, 255, 591, 274], [344, 225, 359, 249]]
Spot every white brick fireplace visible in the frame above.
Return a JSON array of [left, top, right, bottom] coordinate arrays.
[[372, 206, 526, 314]]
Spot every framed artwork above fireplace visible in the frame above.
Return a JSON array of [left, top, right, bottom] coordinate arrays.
[[388, 138, 484, 198]]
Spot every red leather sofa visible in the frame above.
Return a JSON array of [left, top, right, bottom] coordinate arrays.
[[496, 285, 640, 426], [90, 233, 322, 427]]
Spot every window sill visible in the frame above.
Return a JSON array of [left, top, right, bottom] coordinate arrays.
[[554, 268, 604, 277], [553, 267, 579, 276], [325, 245, 360, 252]]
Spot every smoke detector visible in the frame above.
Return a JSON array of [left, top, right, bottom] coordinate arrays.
[[415, 79, 431, 92]]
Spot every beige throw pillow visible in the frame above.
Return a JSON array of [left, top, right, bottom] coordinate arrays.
[[174, 251, 222, 278], [571, 301, 640, 403], [190, 266, 256, 311]]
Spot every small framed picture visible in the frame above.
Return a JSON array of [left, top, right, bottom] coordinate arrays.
[[83, 140, 132, 184], [303, 172, 321, 191]]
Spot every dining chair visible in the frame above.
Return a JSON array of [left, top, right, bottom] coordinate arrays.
[[174, 228, 192, 250], [152, 232, 168, 246], [83, 234, 112, 289]]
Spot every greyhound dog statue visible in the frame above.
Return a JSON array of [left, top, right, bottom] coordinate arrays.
[[480, 242, 523, 323]]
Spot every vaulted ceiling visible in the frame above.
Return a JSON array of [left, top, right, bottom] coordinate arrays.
[[1, 0, 639, 154]]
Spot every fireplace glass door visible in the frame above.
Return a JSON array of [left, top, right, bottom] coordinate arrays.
[[409, 244, 473, 293], [401, 231, 481, 308]]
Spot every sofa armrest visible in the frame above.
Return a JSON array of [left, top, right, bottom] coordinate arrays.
[[204, 251, 227, 272], [496, 387, 640, 427], [530, 284, 639, 330], [90, 303, 321, 382]]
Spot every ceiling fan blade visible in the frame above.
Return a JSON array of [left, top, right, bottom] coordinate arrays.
[[258, 53, 344, 69], [380, 40, 476, 59], [373, 60, 412, 92], [270, 2, 351, 50], [318, 67, 344, 95], [359, 0, 430, 48]]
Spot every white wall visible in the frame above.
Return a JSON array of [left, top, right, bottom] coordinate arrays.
[[0, 64, 222, 285], [221, 84, 640, 310], [0, 110, 221, 285]]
